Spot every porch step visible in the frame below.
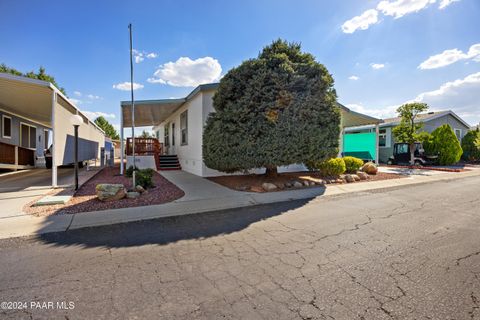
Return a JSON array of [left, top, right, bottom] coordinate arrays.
[[158, 155, 181, 170]]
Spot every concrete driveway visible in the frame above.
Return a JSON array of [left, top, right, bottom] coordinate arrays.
[[0, 168, 74, 218]]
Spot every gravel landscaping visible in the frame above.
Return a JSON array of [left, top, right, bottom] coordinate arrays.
[[24, 166, 184, 216], [208, 170, 404, 193]]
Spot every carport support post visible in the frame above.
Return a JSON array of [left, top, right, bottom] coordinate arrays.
[[120, 105, 124, 175], [375, 124, 380, 164], [51, 92, 58, 188]]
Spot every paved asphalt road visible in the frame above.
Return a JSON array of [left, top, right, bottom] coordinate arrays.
[[0, 176, 479, 320]]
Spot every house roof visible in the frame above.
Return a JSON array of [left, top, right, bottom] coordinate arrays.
[[345, 110, 471, 132], [120, 83, 382, 128]]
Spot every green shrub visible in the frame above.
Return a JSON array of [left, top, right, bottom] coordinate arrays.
[[429, 124, 463, 165], [417, 131, 435, 155], [135, 168, 155, 189], [310, 158, 346, 177], [125, 166, 137, 178], [125, 166, 155, 188], [343, 156, 363, 173], [461, 128, 480, 162]]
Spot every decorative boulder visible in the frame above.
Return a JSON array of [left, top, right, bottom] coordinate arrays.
[[356, 172, 369, 180], [96, 184, 126, 201], [135, 185, 146, 193], [344, 174, 355, 183], [293, 181, 303, 188], [303, 180, 310, 186], [262, 182, 278, 192], [361, 162, 378, 175], [351, 174, 361, 181], [127, 191, 140, 199]]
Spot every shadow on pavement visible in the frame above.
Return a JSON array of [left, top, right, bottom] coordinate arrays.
[[36, 198, 312, 249]]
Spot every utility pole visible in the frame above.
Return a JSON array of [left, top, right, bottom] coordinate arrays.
[[128, 23, 136, 187]]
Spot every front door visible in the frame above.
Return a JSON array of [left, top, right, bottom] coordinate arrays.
[[170, 122, 176, 154]]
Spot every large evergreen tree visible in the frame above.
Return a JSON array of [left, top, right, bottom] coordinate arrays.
[[94, 116, 120, 140], [203, 40, 341, 176]]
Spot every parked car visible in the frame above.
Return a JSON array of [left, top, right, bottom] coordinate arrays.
[[387, 142, 438, 166]]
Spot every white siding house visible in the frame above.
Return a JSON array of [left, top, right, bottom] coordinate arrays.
[[120, 83, 382, 177]]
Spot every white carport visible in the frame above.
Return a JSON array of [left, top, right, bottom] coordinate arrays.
[[119, 98, 186, 174], [0, 73, 105, 187]]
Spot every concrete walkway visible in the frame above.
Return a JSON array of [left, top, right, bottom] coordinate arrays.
[[1, 167, 479, 240]]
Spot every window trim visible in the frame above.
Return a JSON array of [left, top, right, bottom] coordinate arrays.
[[378, 127, 391, 148], [19, 122, 37, 150], [2, 115, 12, 139], [180, 110, 188, 146]]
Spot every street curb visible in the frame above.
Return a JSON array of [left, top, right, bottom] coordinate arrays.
[[1, 170, 479, 240]]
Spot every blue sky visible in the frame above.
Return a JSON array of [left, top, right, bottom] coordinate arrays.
[[1, 0, 479, 132]]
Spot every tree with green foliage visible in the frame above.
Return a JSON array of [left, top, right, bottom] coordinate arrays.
[[429, 124, 463, 165], [203, 39, 341, 177], [0, 64, 66, 95], [138, 130, 154, 138], [461, 128, 480, 162], [392, 102, 429, 165], [94, 116, 120, 140]]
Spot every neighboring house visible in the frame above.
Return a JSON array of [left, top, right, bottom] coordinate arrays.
[[0, 73, 106, 186], [120, 83, 381, 177], [345, 110, 471, 163]]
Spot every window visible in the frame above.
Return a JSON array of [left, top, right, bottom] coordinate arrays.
[[171, 123, 175, 146], [44, 129, 51, 149], [20, 123, 36, 149], [180, 110, 188, 145], [378, 127, 391, 148], [454, 129, 462, 141], [2, 115, 11, 138], [395, 143, 409, 154], [164, 124, 169, 146]]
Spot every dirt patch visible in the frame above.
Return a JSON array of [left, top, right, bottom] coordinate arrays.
[[24, 166, 184, 216], [208, 171, 404, 193]]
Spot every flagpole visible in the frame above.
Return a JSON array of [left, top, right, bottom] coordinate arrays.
[[128, 23, 136, 187]]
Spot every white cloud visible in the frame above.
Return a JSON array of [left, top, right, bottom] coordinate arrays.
[[148, 56, 222, 87], [438, 0, 460, 9], [413, 72, 480, 125], [377, 0, 436, 19], [349, 75, 360, 80], [82, 111, 116, 121], [418, 43, 480, 69], [133, 49, 158, 64], [370, 63, 385, 69], [343, 0, 460, 33], [112, 82, 144, 91], [87, 94, 101, 100], [73, 91, 82, 97], [341, 9, 379, 33]]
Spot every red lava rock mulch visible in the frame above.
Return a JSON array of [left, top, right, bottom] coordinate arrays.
[[208, 171, 404, 193], [25, 166, 184, 216], [386, 164, 468, 172]]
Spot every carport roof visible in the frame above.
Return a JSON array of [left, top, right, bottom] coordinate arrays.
[[0, 73, 104, 132], [120, 83, 219, 127]]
